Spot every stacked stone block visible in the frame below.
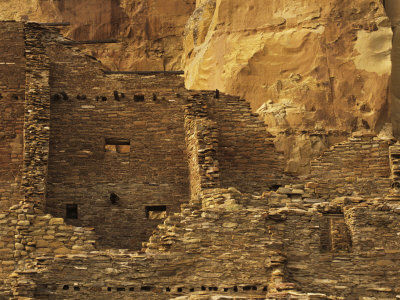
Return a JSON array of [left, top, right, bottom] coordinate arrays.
[[309, 134, 392, 200], [208, 95, 287, 193], [2, 22, 400, 300], [0, 22, 25, 210], [22, 23, 51, 212], [184, 94, 220, 205]]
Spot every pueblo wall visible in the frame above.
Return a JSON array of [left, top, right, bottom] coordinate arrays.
[[208, 95, 286, 193], [0, 22, 25, 210], [309, 134, 392, 200], [43, 24, 288, 249], [45, 36, 190, 249]]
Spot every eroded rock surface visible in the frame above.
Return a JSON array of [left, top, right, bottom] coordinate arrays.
[[184, 0, 392, 173], [0, 0, 195, 71], [386, 0, 400, 138]]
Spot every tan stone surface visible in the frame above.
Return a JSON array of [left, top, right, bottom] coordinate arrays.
[[184, 0, 392, 173], [0, 0, 195, 71], [386, 0, 400, 138]]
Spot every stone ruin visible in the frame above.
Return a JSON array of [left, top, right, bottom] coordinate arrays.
[[1, 21, 400, 299]]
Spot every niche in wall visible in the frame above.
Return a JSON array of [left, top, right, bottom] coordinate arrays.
[[104, 138, 130, 153], [66, 204, 78, 219], [146, 205, 167, 219]]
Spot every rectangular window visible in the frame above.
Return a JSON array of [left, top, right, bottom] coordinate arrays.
[[146, 205, 167, 219], [105, 138, 130, 153], [66, 204, 78, 219], [320, 214, 351, 252], [134, 94, 145, 102]]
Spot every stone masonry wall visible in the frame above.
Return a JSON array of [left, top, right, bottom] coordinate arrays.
[[6, 22, 400, 300], [281, 199, 400, 298], [208, 96, 287, 193], [23, 194, 278, 299], [184, 94, 220, 205], [0, 22, 25, 210], [309, 134, 392, 200], [22, 23, 51, 212], [34, 28, 191, 249], [18, 192, 400, 299], [45, 37, 191, 249]]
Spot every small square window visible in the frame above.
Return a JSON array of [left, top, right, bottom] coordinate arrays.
[[105, 138, 130, 153], [134, 94, 145, 102], [145, 205, 167, 219], [66, 204, 78, 219]]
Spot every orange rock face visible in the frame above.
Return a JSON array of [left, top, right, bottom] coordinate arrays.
[[0, 0, 195, 70], [184, 0, 392, 173]]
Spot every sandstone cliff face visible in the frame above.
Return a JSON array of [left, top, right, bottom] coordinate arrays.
[[184, 0, 392, 174], [0, 0, 195, 71]]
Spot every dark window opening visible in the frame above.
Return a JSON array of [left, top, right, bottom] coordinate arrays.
[[110, 193, 120, 205], [105, 138, 130, 153], [74, 286, 80, 291], [263, 286, 268, 292], [60, 91, 68, 100], [270, 185, 281, 191], [152, 93, 157, 101], [146, 205, 167, 219], [208, 287, 218, 291], [201, 286, 206, 291], [189, 288, 194, 292], [243, 286, 257, 291], [107, 287, 112, 292], [233, 286, 238, 292], [101, 96, 107, 101], [166, 287, 171, 292], [51, 94, 62, 101], [177, 287, 183, 292], [117, 287, 125, 292], [141, 286, 152, 291], [66, 204, 78, 219], [114, 91, 120, 101], [134, 94, 145, 102], [129, 287, 135, 291], [223, 288, 229, 292], [63, 285, 69, 290], [12, 94, 19, 100], [320, 214, 352, 252]]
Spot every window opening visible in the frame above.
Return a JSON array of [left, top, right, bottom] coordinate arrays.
[[66, 204, 78, 219], [134, 94, 145, 102], [145, 205, 167, 219], [105, 138, 130, 153], [110, 193, 120, 205]]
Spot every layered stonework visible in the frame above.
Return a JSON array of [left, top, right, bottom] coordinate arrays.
[[309, 134, 392, 200], [0, 22, 25, 210], [1, 21, 400, 300], [23, 23, 51, 212]]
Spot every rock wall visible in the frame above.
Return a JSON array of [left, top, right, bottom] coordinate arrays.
[[0, 22, 25, 210], [44, 26, 191, 250], [0, 0, 196, 71], [309, 134, 392, 200], [184, 0, 392, 174], [2, 22, 400, 300]]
